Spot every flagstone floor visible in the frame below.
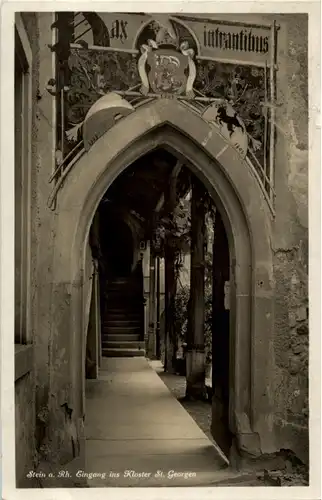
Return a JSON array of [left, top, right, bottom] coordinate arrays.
[[84, 357, 245, 487]]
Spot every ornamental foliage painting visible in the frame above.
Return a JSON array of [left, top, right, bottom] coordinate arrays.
[[195, 62, 269, 168], [67, 50, 140, 126], [52, 13, 271, 175]]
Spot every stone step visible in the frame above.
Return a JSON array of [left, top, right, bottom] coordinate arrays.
[[103, 327, 140, 334], [102, 318, 141, 328], [103, 321, 140, 328], [104, 309, 141, 320], [105, 292, 142, 300], [105, 307, 141, 313], [105, 283, 141, 291], [104, 308, 142, 315], [105, 307, 140, 312], [102, 329, 141, 336], [102, 347, 146, 357], [105, 285, 138, 292], [103, 321, 141, 329], [104, 314, 141, 321], [103, 333, 141, 342], [103, 324, 141, 331], [102, 332, 142, 340], [104, 304, 143, 312], [106, 285, 141, 292], [105, 309, 140, 314], [107, 278, 136, 285], [102, 341, 145, 349]]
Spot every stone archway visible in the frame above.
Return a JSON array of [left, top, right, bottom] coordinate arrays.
[[49, 98, 275, 465]]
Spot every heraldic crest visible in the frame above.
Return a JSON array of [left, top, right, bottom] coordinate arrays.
[[137, 16, 197, 98]]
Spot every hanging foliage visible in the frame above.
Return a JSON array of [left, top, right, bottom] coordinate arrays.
[[153, 200, 191, 272]]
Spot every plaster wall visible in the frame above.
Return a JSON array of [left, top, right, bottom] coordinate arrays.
[[19, 13, 85, 476], [27, 12, 66, 470], [15, 12, 41, 483], [270, 14, 309, 464], [15, 373, 36, 487]]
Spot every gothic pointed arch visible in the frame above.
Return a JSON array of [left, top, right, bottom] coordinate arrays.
[[49, 98, 275, 463]]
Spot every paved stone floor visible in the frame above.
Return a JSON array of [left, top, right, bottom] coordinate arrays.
[[150, 360, 215, 444], [84, 357, 254, 487], [150, 361, 309, 487], [84, 357, 308, 488]]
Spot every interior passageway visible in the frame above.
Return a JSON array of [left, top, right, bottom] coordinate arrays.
[[85, 146, 233, 481]]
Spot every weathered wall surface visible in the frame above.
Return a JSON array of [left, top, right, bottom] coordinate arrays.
[[84, 239, 94, 347], [272, 14, 309, 463], [15, 373, 36, 486], [14, 12, 40, 486], [25, 12, 59, 470], [20, 13, 80, 476]]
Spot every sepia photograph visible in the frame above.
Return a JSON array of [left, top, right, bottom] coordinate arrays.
[[2, 4, 320, 497]]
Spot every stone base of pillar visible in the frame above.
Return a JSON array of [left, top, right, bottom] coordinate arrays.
[[229, 437, 286, 472], [211, 395, 232, 458], [164, 340, 176, 374], [35, 419, 86, 487], [35, 451, 87, 487], [146, 326, 156, 359], [211, 403, 285, 472], [85, 352, 97, 379], [185, 350, 207, 400]]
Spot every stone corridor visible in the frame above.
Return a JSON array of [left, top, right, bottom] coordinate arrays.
[[85, 357, 244, 487]]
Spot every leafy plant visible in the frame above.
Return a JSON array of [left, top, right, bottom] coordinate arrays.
[[166, 198, 214, 363], [174, 284, 190, 344]]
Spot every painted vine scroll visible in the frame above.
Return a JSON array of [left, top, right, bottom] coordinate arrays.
[[48, 13, 278, 208]]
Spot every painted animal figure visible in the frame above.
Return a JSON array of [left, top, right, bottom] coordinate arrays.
[[216, 106, 243, 137]]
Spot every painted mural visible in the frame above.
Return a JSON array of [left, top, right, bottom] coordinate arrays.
[[49, 13, 277, 200]]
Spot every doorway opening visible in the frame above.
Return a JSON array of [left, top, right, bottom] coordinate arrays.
[[85, 146, 232, 455]]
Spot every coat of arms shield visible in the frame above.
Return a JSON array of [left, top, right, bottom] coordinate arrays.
[[146, 48, 189, 94]]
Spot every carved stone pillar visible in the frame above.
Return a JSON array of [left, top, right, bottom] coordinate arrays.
[[185, 179, 207, 399], [147, 248, 157, 359], [164, 162, 182, 373], [211, 210, 232, 457]]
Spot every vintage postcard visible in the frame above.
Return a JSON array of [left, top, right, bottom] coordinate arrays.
[[1, 1, 320, 499]]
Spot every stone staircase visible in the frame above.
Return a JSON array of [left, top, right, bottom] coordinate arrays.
[[101, 274, 145, 357]]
